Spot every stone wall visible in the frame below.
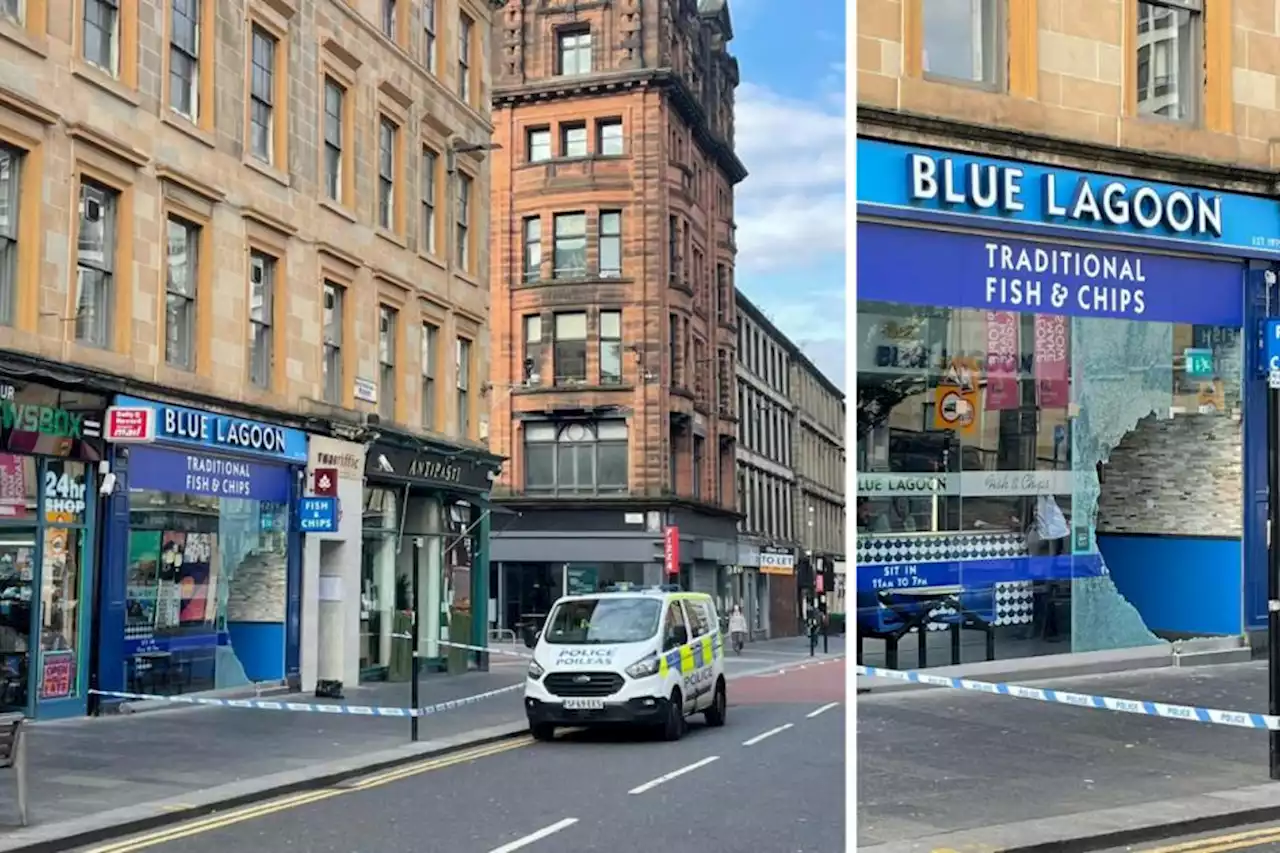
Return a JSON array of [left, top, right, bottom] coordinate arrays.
[[1097, 414, 1242, 537]]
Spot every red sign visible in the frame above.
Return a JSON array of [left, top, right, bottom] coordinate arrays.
[[984, 311, 1020, 411], [40, 651, 74, 700], [663, 526, 679, 576], [313, 467, 339, 497], [1034, 314, 1071, 408], [104, 406, 155, 443]]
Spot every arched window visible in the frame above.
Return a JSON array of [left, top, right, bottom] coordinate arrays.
[[524, 420, 628, 495]]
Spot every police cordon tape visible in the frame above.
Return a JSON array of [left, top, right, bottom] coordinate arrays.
[[856, 664, 1280, 730], [86, 682, 523, 717]]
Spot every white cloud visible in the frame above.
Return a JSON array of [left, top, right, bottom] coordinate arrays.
[[733, 82, 846, 273]]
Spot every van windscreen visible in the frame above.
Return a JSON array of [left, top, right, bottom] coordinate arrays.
[[543, 597, 662, 645]]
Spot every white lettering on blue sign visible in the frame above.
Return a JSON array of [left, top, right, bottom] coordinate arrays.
[[162, 407, 288, 454], [981, 241, 1147, 316], [910, 154, 1223, 237]]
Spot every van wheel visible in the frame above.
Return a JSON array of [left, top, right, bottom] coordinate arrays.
[[661, 690, 685, 741], [530, 723, 556, 742], [703, 679, 727, 727]]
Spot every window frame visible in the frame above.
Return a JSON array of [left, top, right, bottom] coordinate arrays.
[[598, 210, 622, 278], [246, 22, 285, 167], [455, 170, 473, 273], [377, 115, 400, 232], [596, 119, 624, 156], [163, 214, 199, 371], [246, 248, 276, 389], [423, 0, 437, 73], [560, 123, 587, 159], [523, 215, 542, 282], [458, 12, 474, 103], [522, 420, 629, 496], [919, 0, 1004, 90], [321, 76, 348, 204], [456, 335, 472, 437], [82, 0, 122, 78], [0, 146, 20, 329], [553, 311, 588, 384], [74, 179, 118, 349], [599, 309, 622, 386], [421, 320, 439, 429], [523, 314, 543, 383], [165, 0, 211, 125], [421, 144, 440, 257], [557, 28, 592, 76], [322, 279, 344, 405], [378, 304, 398, 421], [552, 212, 587, 280], [1133, 0, 1204, 125], [527, 127, 551, 163]]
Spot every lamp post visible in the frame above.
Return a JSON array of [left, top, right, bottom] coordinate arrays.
[[445, 139, 501, 279]]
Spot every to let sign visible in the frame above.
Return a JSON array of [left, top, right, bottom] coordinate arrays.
[[104, 406, 155, 443], [663, 526, 679, 576], [297, 497, 339, 533]]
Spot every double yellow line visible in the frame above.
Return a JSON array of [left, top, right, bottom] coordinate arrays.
[[86, 737, 533, 852], [1137, 826, 1280, 853]]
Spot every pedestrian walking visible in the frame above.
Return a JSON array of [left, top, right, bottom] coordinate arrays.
[[807, 608, 820, 657], [728, 604, 748, 654]]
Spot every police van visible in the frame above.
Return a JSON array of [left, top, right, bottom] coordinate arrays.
[[522, 584, 727, 742]]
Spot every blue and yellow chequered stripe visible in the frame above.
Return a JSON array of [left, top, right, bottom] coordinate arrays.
[[658, 633, 720, 676]]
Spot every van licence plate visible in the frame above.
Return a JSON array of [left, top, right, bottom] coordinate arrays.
[[562, 698, 605, 710]]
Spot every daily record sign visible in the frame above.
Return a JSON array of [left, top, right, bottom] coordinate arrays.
[[104, 406, 156, 443], [298, 497, 339, 533]]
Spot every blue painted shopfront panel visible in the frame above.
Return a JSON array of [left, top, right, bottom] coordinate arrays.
[[857, 138, 1280, 257], [113, 395, 308, 464], [857, 221, 1245, 326]]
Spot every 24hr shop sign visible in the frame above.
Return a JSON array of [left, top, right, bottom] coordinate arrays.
[[856, 222, 1244, 327]]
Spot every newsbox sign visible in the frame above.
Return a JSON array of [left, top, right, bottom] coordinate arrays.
[[856, 138, 1280, 256]]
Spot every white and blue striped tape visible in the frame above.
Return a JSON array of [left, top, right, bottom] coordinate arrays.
[[88, 682, 523, 718], [856, 664, 1278, 730]]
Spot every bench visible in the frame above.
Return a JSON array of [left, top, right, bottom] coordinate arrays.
[[0, 713, 27, 826]]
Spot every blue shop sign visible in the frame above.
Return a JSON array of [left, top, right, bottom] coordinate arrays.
[[129, 446, 293, 503], [857, 553, 1106, 593], [297, 497, 338, 533], [115, 395, 308, 464], [857, 138, 1280, 256], [858, 222, 1244, 326]]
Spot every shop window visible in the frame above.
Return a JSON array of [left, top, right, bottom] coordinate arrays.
[[922, 0, 1000, 86], [856, 298, 1243, 664], [523, 420, 628, 495]]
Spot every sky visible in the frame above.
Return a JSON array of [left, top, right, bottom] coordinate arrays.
[[728, 0, 847, 391]]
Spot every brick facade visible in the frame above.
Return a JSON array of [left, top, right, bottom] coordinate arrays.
[[487, 0, 745, 509], [0, 0, 499, 443]]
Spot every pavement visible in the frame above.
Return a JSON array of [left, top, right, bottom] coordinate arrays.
[[0, 635, 840, 851], [65, 659, 846, 853], [856, 660, 1280, 852]]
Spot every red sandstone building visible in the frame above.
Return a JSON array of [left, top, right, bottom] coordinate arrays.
[[485, 0, 746, 623]]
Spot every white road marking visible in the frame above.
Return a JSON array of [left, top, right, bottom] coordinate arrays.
[[627, 755, 721, 795], [807, 702, 840, 718], [742, 723, 794, 746], [487, 818, 579, 852]]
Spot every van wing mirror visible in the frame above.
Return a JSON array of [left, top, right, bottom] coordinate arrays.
[[521, 624, 539, 649]]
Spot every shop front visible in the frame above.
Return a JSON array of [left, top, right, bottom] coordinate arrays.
[[301, 435, 366, 696], [760, 547, 797, 638], [360, 438, 501, 680], [855, 136, 1280, 668], [97, 396, 308, 698], [0, 377, 106, 719]]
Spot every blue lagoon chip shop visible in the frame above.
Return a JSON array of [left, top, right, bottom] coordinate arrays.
[[855, 137, 1280, 668], [96, 396, 308, 701]]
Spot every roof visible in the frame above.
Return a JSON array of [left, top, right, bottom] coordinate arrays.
[[735, 288, 846, 402]]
